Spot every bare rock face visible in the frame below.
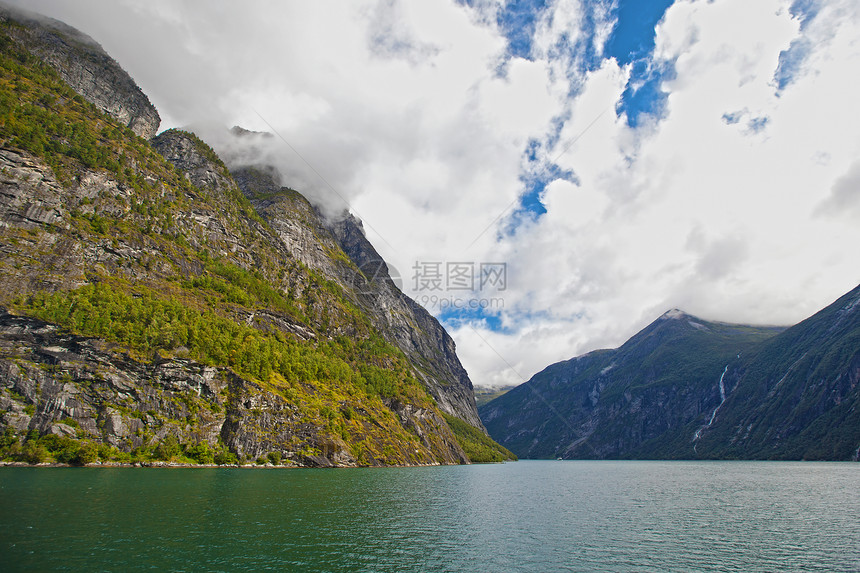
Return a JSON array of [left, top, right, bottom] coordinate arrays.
[[0, 3, 160, 139], [0, 148, 66, 230], [152, 131, 236, 196]]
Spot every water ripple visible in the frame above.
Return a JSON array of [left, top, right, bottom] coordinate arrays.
[[1, 462, 858, 571]]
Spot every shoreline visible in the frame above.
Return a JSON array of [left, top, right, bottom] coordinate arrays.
[[0, 460, 460, 469]]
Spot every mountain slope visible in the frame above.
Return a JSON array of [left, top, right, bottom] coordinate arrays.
[[480, 310, 783, 459], [481, 285, 860, 460], [0, 3, 159, 139], [693, 283, 860, 460], [0, 10, 509, 466], [232, 165, 484, 428]]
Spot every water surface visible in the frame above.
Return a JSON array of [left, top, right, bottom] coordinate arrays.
[[1, 461, 857, 571]]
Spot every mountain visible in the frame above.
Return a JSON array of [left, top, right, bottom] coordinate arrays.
[[480, 310, 784, 459], [0, 4, 160, 139], [0, 6, 512, 466], [481, 286, 860, 460], [692, 284, 860, 460], [231, 165, 484, 428]]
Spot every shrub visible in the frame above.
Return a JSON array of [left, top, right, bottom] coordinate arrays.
[[184, 441, 214, 465], [0, 428, 18, 451], [22, 440, 49, 464], [214, 449, 238, 466], [55, 440, 81, 464], [72, 441, 98, 465], [154, 436, 181, 461]]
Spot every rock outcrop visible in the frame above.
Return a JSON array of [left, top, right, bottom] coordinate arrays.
[[1, 3, 160, 139]]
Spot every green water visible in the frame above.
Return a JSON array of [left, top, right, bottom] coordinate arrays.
[[1, 461, 858, 572]]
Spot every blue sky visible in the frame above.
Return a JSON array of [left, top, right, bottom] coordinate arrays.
[[453, 0, 679, 330], [505, 0, 677, 231]]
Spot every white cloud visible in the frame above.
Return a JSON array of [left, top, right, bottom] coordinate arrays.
[[12, 0, 860, 390], [454, 0, 860, 386], [479, 57, 557, 138], [816, 159, 860, 219]]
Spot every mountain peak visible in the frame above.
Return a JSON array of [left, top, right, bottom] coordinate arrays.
[[230, 125, 273, 139], [2, 3, 160, 139], [660, 308, 689, 320]]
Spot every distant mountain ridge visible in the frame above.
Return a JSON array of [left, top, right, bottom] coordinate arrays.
[[480, 284, 860, 460]]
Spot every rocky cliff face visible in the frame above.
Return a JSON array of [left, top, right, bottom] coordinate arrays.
[[233, 166, 484, 429], [1, 3, 160, 139], [0, 309, 465, 466], [0, 16, 512, 466], [481, 287, 860, 461]]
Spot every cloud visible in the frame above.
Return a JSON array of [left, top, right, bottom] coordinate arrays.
[[365, 0, 442, 63], [451, 0, 860, 386], [815, 160, 860, 219], [774, 0, 859, 92], [11, 0, 860, 390]]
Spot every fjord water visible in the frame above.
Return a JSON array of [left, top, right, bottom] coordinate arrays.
[[1, 461, 858, 572]]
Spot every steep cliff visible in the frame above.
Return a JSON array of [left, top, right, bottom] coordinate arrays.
[[232, 166, 484, 429], [481, 285, 860, 460], [0, 3, 160, 139], [0, 15, 512, 466]]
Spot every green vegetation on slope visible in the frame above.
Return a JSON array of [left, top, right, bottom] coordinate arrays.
[[0, 427, 241, 466], [15, 281, 422, 400], [442, 413, 517, 463]]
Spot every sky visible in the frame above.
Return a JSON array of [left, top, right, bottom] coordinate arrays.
[[13, 0, 860, 389]]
